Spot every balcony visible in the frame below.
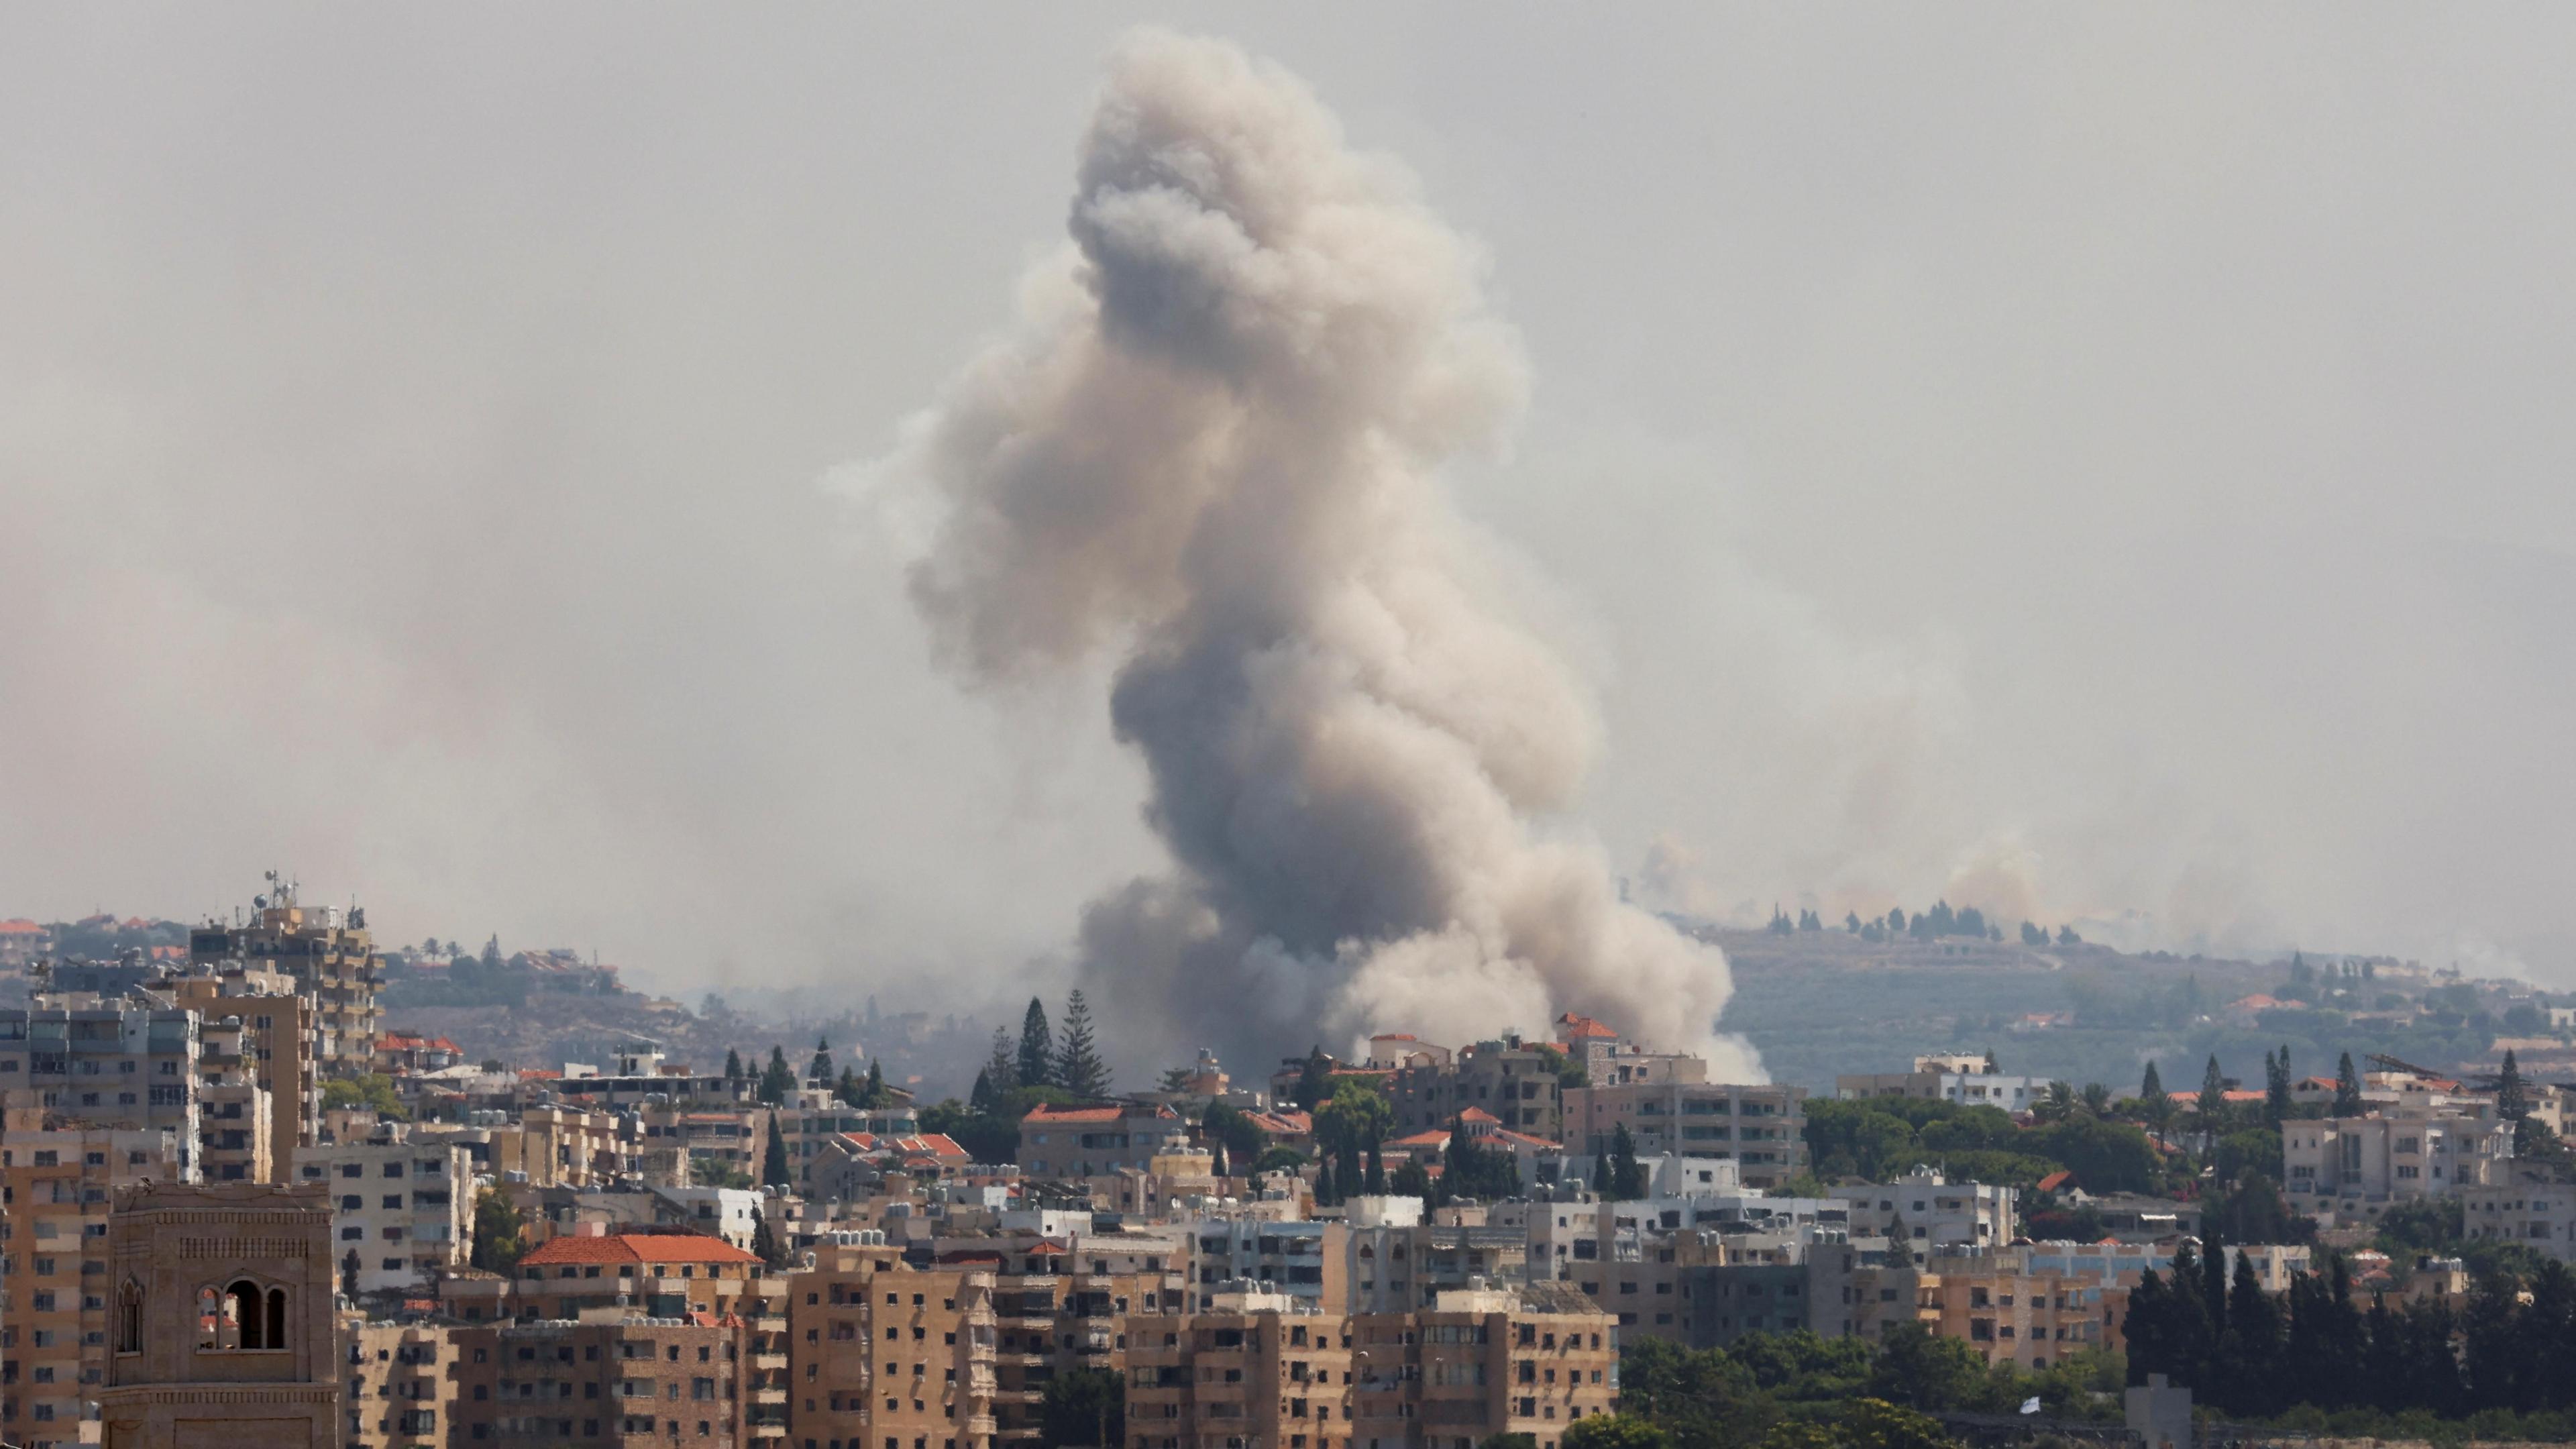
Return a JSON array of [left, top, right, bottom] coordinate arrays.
[[752, 1354, 787, 1372], [750, 1387, 788, 1405]]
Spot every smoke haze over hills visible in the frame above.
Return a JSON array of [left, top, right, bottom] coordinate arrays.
[[3, 8, 2575, 1059]]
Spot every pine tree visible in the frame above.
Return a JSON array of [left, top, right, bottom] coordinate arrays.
[[751, 1214, 787, 1269], [2264, 1046, 2292, 1128], [2499, 1049, 2531, 1124], [2199, 1054, 2229, 1148], [809, 1037, 833, 1085], [836, 1066, 860, 1106], [2141, 1060, 2172, 1143], [2333, 1052, 2365, 1118], [1055, 989, 1110, 1097], [1016, 998, 1055, 1089], [1882, 1212, 1915, 1268], [983, 1026, 1018, 1097], [724, 1048, 745, 1084], [970, 1067, 996, 1114], [864, 1058, 888, 1108], [1591, 1152, 1612, 1195], [1364, 1144, 1386, 1195], [759, 1046, 794, 1106], [762, 1113, 791, 1189]]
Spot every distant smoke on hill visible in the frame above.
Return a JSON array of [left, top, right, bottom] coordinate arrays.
[[879, 32, 1758, 1077]]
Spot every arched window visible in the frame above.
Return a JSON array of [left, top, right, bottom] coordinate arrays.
[[197, 1285, 222, 1349], [266, 1287, 286, 1350], [117, 1280, 144, 1354], [227, 1280, 262, 1350]]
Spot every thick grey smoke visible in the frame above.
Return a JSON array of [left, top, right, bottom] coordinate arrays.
[[887, 32, 1757, 1077]]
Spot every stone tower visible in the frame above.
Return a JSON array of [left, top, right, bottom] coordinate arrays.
[[100, 1181, 338, 1449]]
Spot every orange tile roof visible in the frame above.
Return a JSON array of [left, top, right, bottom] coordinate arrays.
[[520, 1232, 760, 1268], [1555, 1012, 1618, 1040], [1458, 1107, 1501, 1124], [1023, 1103, 1173, 1124], [2036, 1170, 2074, 1193]]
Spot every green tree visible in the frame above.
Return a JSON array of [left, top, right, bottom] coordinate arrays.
[[723, 1047, 745, 1084], [1560, 1413, 1672, 1449], [1881, 1213, 1915, 1269], [1055, 989, 1110, 1097], [758, 1046, 794, 1106], [983, 1026, 1018, 1097], [2332, 1052, 2365, 1118], [2197, 1054, 2229, 1148], [1017, 998, 1055, 1090], [321, 1073, 410, 1120], [470, 1187, 527, 1271], [808, 1037, 833, 1085], [1391, 1159, 1434, 1201], [1037, 1366, 1124, 1449], [2498, 1049, 2530, 1124], [861, 1058, 890, 1108], [2139, 1061, 2172, 1142], [762, 1112, 792, 1189], [1836, 1397, 1965, 1449], [1291, 1046, 1334, 1112], [751, 1214, 788, 1269], [1201, 1100, 1265, 1165], [1868, 1324, 1984, 1411], [1610, 1122, 1648, 1199], [1318, 1077, 1394, 1163]]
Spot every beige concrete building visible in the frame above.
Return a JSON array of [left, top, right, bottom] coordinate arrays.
[[99, 1181, 341, 1449], [2283, 1112, 2515, 1220], [186, 882, 382, 1077], [150, 975, 313, 1184], [1558, 1081, 1807, 1191], [451, 1316, 753, 1448], [788, 1247, 1000, 1449], [1123, 1281, 1617, 1449], [1, 1126, 182, 1449], [341, 1319, 460, 1449], [0, 1008, 202, 1179], [294, 1127, 475, 1296]]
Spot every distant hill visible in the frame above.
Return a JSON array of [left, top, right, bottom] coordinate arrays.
[[1703, 924, 2528, 1097]]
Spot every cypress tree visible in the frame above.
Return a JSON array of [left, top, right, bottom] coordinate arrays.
[[1316, 1156, 1338, 1205], [1054, 989, 1110, 1097], [2141, 1059, 2173, 1143], [2332, 1052, 2365, 1118], [762, 1112, 791, 1188], [2499, 1048, 2531, 1123], [1016, 998, 1055, 1089], [1364, 1143, 1386, 1194], [808, 1037, 833, 1085], [2199, 1054, 2229, 1148], [759, 1046, 794, 1106], [724, 1047, 745, 1084], [1591, 1152, 1611, 1195], [1882, 1212, 1915, 1269], [864, 1058, 888, 1108]]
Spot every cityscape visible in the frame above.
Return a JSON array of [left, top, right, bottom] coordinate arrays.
[[6, 12, 2571, 1449]]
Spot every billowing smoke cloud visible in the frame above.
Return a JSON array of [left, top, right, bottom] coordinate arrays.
[[883, 32, 1756, 1077]]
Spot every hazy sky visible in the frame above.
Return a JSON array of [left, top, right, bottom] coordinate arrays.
[[5, 7, 2572, 1018]]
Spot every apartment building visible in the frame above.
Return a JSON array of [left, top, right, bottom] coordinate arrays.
[[511, 1104, 645, 1187], [1835, 1055, 2052, 1114], [150, 973, 314, 1182], [505, 1230, 784, 1321], [0, 1127, 179, 1449], [0, 1007, 202, 1179], [449, 1316, 755, 1448], [195, 1013, 274, 1183], [2461, 1181, 2576, 1263], [2282, 1113, 2514, 1219], [1828, 1169, 2019, 1250], [1122, 1281, 1617, 1449], [1018, 1104, 1188, 1180], [187, 881, 383, 1075], [295, 1127, 475, 1295], [1389, 1040, 1571, 1142], [1915, 1265, 2115, 1370], [788, 1240, 1000, 1449], [1558, 1081, 1807, 1191], [343, 1318, 462, 1449]]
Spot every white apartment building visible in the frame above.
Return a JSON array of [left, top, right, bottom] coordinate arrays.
[[2282, 1114, 2514, 1220], [2461, 1182, 2576, 1263], [1836, 1054, 2052, 1114], [297, 1126, 476, 1295], [1829, 1168, 2019, 1248]]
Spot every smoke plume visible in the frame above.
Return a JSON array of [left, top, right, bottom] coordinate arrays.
[[886, 32, 1757, 1078]]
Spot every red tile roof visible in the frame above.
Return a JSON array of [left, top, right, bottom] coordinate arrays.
[[1555, 1012, 1618, 1040], [1023, 1103, 1173, 1124], [520, 1232, 760, 1268], [1458, 1107, 1501, 1125], [2036, 1170, 2074, 1193]]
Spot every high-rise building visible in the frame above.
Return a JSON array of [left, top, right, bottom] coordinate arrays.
[[0, 1126, 182, 1449], [187, 877, 382, 1079], [0, 1008, 203, 1179]]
